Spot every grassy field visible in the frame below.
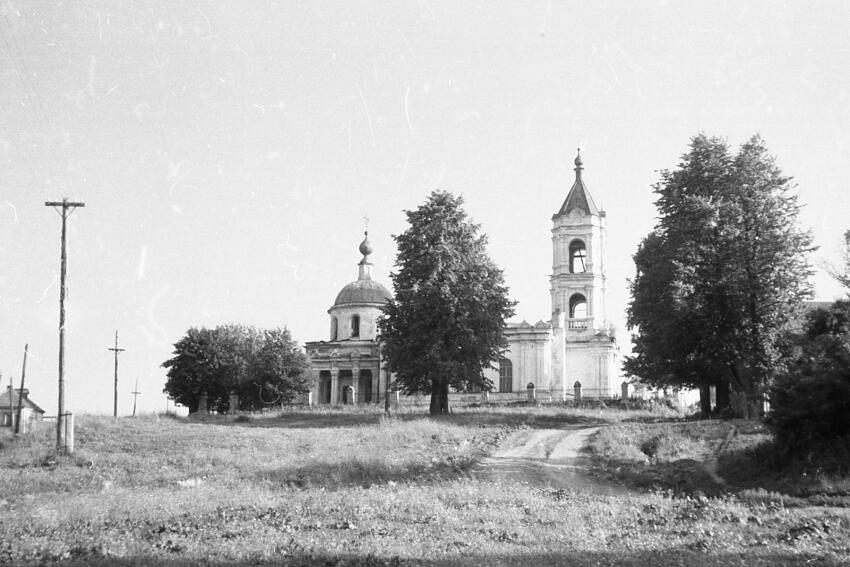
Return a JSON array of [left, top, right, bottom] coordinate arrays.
[[1, 406, 849, 566]]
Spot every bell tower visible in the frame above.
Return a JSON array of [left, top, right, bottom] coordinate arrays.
[[550, 149, 616, 399], [550, 148, 607, 330]]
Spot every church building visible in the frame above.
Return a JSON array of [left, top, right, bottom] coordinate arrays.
[[306, 149, 619, 404], [304, 233, 393, 405], [486, 150, 619, 400]]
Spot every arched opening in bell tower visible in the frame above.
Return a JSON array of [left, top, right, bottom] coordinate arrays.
[[569, 239, 587, 273], [569, 293, 588, 329]]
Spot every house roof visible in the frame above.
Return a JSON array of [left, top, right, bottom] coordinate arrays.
[[555, 149, 600, 217], [0, 388, 46, 414]]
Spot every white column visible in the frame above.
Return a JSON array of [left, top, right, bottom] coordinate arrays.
[[552, 312, 567, 401], [330, 368, 339, 405], [351, 364, 359, 404]]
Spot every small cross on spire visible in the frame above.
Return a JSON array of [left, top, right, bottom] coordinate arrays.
[[363, 212, 370, 235]]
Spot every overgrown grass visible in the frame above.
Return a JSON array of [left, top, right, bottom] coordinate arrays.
[[2, 410, 850, 566], [587, 420, 734, 495], [0, 412, 505, 497], [589, 419, 850, 505]]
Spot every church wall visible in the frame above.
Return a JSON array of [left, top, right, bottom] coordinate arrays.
[[563, 340, 618, 398], [501, 326, 552, 392]]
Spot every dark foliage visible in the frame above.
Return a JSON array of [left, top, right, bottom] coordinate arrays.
[[162, 325, 309, 413], [768, 300, 850, 470], [626, 134, 814, 416], [378, 191, 516, 415]]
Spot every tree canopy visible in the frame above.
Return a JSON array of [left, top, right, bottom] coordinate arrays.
[[162, 325, 309, 413], [827, 229, 850, 292], [625, 134, 814, 416], [378, 190, 516, 415]]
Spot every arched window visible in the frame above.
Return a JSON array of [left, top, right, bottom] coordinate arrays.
[[569, 240, 587, 273], [330, 317, 338, 341], [499, 358, 513, 393], [569, 294, 587, 319], [350, 314, 360, 338]]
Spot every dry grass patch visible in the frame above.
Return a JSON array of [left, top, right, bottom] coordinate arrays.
[[3, 411, 850, 566], [589, 420, 737, 494]]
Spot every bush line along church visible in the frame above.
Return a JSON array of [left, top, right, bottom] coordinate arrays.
[[305, 150, 620, 404]]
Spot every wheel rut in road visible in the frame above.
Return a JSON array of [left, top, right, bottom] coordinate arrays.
[[470, 426, 626, 495]]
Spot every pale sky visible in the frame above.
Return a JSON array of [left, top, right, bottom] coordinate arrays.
[[2, 1, 848, 415]]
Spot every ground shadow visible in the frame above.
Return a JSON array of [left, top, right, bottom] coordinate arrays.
[[190, 410, 608, 431], [22, 548, 842, 566], [254, 455, 469, 490], [590, 456, 725, 496]]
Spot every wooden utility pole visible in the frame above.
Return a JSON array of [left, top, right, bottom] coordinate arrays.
[[131, 377, 140, 417], [108, 331, 125, 417], [45, 198, 85, 453], [8, 375, 14, 430], [7, 375, 12, 428], [15, 344, 28, 435]]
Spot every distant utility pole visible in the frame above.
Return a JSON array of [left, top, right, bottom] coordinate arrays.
[[131, 377, 140, 417], [15, 344, 28, 435], [108, 331, 126, 417], [8, 376, 13, 428], [45, 198, 85, 453]]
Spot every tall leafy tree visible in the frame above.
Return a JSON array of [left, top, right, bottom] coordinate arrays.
[[246, 328, 310, 408], [378, 191, 516, 415], [162, 325, 308, 413], [626, 134, 814, 416], [161, 327, 224, 413]]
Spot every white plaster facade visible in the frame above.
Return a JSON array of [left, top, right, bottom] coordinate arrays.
[[305, 233, 392, 405], [492, 150, 620, 400], [306, 150, 619, 405]]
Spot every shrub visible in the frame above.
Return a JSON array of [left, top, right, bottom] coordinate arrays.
[[768, 300, 850, 471]]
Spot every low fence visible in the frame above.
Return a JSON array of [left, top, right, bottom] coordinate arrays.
[[223, 387, 624, 413], [289, 387, 620, 408]]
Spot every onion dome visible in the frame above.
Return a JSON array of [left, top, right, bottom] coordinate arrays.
[[359, 232, 374, 257], [332, 231, 391, 307]]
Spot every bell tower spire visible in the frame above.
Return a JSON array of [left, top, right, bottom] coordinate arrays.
[[550, 148, 607, 329]]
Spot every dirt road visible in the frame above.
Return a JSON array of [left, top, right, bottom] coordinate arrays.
[[470, 426, 625, 494]]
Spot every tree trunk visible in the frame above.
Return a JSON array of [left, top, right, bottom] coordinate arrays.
[[429, 388, 440, 415], [715, 380, 731, 414], [429, 379, 450, 415], [699, 384, 712, 415]]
